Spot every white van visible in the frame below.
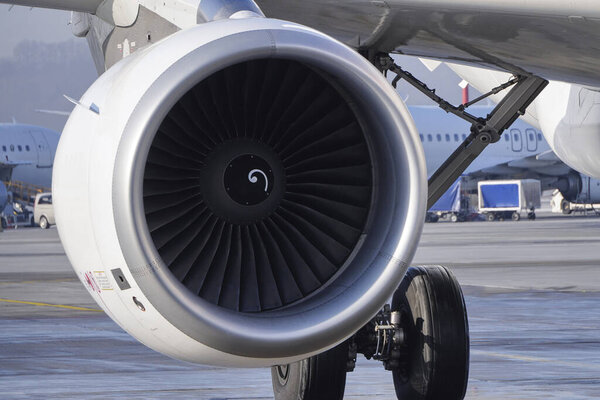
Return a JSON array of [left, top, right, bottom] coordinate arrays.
[[34, 192, 54, 229]]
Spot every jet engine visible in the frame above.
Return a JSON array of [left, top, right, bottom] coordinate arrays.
[[556, 173, 600, 203], [53, 18, 426, 367]]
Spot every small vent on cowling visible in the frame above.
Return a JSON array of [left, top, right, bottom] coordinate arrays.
[[143, 59, 372, 312]]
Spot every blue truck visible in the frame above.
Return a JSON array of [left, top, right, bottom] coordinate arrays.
[[478, 179, 541, 221]]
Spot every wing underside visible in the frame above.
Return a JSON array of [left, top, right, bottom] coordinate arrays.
[[3, 0, 600, 86], [0, 0, 100, 12], [258, 0, 600, 87]]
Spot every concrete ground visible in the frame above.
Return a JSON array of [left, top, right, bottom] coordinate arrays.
[[0, 212, 599, 399]]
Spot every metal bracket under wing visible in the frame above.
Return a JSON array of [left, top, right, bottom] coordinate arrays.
[[378, 55, 548, 208]]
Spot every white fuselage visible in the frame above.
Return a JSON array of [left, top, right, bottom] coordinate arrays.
[[445, 63, 600, 179], [0, 123, 60, 187], [409, 106, 551, 178]]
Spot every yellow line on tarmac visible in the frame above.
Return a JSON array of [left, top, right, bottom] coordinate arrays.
[[0, 298, 103, 312]]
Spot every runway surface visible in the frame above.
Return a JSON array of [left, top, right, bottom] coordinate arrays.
[[1, 213, 599, 399]]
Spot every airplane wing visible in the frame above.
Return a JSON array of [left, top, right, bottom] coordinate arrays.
[[35, 109, 71, 117], [0, 0, 101, 12], [0, 160, 32, 169], [0, 159, 33, 182], [5, 0, 599, 86], [259, 0, 600, 87], [469, 151, 572, 179], [383, 0, 600, 84]]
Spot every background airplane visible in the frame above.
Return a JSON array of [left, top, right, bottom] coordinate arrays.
[[0, 121, 58, 188], [413, 105, 600, 206], [0, 121, 58, 226]]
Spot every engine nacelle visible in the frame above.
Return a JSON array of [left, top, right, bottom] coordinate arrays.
[[54, 18, 426, 367], [535, 82, 600, 180], [557, 173, 600, 203]]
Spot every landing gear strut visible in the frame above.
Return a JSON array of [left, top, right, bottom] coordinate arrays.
[[270, 266, 469, 400], [377, 54, 548, 209]]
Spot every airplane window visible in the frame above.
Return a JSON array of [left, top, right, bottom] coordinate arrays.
[[17, 145, 22, 152], [513, 133, 519, 141], [504, 135, 509, 142], [445, 134, 450, 142], [1, 146, 5, 152], [538, 133, 543, 141], [529, 133, 534, 141], [454, 134, 459, 142], [436, 134, 441, 142], [10, 145, 14, 152], [427, 134, 432, 142], [462, 134, 467, 140], [419, 134, 424, 142], [25, 145, 30, 151]]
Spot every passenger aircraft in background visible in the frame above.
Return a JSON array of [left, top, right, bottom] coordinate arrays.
[[0, 122, 59, 188], [2, 1, 600, 399], [412, 106, 600, 205], [0, 122, 59, 221]]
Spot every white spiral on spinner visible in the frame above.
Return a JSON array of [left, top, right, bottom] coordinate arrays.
[[248, 169, 269, 192]]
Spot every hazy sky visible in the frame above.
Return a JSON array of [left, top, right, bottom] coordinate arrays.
[[0, 5, 75, 59]]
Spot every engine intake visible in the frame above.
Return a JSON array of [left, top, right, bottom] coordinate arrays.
[[146, 58, 373, 313], [54, 18, 426, 366]]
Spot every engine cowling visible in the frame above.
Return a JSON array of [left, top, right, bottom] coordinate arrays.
[[557, 173, 600, 203], [53, 18, 426, 367]]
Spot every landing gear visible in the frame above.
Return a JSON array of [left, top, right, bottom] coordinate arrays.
[[376, 54, 548, 209], [271, 340, 350, 400], [270, 266, 469, 400], [391, 266, 469, 400], [561, 199, 572, 215]]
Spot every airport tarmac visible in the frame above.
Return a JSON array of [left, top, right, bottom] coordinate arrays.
[[1, 213, 599, 399]]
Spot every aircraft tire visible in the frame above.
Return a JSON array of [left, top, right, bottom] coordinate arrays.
[[271, 340, 348, 400], [39, 216, 49, 229], [391, 266, 469, 400]]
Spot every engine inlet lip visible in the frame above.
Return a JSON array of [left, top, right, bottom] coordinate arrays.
[[112, 21, 426, 360]]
